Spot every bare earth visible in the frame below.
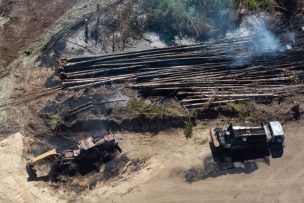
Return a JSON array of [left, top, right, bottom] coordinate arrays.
[[0, 133, 62, 203], [0, 0, 77, 69], [1, 123, 303, 203]]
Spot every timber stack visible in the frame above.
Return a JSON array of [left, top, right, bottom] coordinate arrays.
[[58, 13, 304, 109]]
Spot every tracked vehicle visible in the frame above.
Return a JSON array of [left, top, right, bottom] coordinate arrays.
[[210, 121, 285, 169], [26, 135, 122, 181]]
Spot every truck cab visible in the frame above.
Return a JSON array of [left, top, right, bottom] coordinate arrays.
[[268, 121, 285, 144], [267, 121, 285, 158]]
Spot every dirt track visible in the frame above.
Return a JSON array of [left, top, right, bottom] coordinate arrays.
[[1, 123, 303, 202]]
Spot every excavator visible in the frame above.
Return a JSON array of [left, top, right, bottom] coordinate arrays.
[[26, 134, 122, 181]]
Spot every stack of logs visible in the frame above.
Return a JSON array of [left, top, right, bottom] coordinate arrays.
[[59, 15, 304, 109]]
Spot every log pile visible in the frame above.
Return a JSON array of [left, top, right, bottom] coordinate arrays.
[[59, 14, 304, 109]]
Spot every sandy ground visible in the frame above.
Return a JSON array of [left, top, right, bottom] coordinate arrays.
[[88, 122, 304, 203], [1, 122, 304, 203], [0, 133, 63, 203]]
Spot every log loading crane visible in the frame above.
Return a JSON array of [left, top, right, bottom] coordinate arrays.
[[26, 135, 122, 181], [210, 121, 285, 169]]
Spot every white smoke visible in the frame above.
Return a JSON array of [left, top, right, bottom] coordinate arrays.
[[225, 14, 286, 66]]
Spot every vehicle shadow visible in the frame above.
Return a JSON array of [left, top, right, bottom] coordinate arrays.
[[184, 156, 260, 183]]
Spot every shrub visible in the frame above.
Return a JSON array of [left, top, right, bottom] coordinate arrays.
[[46, 113, 63, 130], [218, 102, 249, 117], [128, 99, 176, 119], [184, 120, 193, 138]]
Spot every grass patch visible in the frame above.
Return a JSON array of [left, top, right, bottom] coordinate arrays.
[[242, 0, 275, 9], [128, 99, 177, 119], [218, 102, 249, 117], [183, 120, 193, 138], [19, 32, 53, 64], [288, 74, 301, 84], [284, 70, 301, 84], [30, 32, 53, 57], [46, 113, 63, 130]]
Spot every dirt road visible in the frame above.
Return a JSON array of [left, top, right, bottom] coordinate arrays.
[[0, 123, 303, 202]]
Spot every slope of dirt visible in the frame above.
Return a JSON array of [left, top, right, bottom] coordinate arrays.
[[0, 0, 78, 70]]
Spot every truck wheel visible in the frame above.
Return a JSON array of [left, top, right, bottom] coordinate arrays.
[[219, 156, 233, 170], [48, 165, 60, 182], [270, 143, 284, 158], [209, 142, 220, 162], [115, 145, 122, 153], [67, 163, 78, 177]]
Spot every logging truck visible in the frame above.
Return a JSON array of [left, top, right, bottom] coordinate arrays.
[[26, 135, 122, 181], [210, 121, 285, 169]]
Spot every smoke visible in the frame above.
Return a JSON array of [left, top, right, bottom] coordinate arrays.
[[225, 14, 286, 67]]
